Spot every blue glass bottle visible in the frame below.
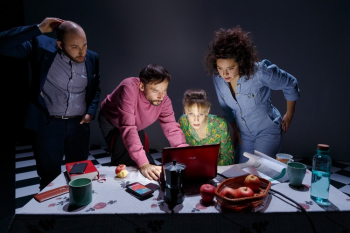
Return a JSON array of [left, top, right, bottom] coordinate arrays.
[[310, 144, 331, 205]]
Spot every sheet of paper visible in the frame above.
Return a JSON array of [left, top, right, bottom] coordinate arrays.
[[220, 165, 249, 178], [235, 151, 289, 183], [242, 166, 259, 176], [254, 150, 287, 170]]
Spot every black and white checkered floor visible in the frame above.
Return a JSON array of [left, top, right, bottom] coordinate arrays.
[[15, 145, 350, 211]]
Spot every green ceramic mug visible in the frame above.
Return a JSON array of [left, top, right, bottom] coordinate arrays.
[[69, 178, 92, 206], [287, 162, 307, 187]]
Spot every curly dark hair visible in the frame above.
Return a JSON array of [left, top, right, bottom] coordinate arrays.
[[204, 25, 258, 80], [182, 89, 211, 113], [139, 63, 171, 85]]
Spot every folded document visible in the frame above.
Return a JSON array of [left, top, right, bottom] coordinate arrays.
[[221, 150, 289, 184]]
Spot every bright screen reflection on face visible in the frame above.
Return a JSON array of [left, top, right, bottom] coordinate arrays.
[[143, 81, 169, 106], [185, 104, 209, 130]]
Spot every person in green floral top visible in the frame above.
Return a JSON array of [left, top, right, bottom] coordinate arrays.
[[178, 89, 234, 165]]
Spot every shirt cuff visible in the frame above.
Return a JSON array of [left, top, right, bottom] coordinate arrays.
[[37, 24, 43, 34]]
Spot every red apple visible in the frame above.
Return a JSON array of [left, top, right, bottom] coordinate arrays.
[[200, 184, 216, 203], [244, 174, 260, 192], [220, 187, 241, 199], [237, 186, 254, 197], [115, 164, 126, 175]]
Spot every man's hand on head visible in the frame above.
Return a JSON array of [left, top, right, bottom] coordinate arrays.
[[38, 17, 65, 33], [139, 163, 162, 181]]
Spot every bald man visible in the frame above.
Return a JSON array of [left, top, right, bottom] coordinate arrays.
[[0, 17, 101, 190]]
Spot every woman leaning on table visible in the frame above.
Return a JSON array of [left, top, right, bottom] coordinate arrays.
[[178, 89, 234, 165], [204, 25, 300, 164]]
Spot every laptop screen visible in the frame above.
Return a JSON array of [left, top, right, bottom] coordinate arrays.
[[160, 144, 220, 185]]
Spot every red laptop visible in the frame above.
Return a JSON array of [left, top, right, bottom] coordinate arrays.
[[160, 144, 220, 186]]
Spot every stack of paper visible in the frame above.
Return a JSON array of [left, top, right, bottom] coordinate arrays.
[[221, 150, 289, 184]]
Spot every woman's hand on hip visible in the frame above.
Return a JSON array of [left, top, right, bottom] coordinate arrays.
[[282, 114, 293, 133]]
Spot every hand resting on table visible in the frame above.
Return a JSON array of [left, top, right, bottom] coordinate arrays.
[[140, 163, 162, 181]]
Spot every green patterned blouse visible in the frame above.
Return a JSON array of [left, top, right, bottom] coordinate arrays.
[[178, 114, 234, 165]]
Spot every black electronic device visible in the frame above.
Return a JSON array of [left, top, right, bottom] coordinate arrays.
[[125, 182, 154, 200], [69, 162, 88, 174]]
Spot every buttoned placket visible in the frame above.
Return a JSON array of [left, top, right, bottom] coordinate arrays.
[[66, 60, 74, 116], [234, 78, 252, 134]]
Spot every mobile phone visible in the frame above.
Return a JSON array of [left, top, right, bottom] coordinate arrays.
[[125, 182, 154, 199], [69, 162, 88, 174]]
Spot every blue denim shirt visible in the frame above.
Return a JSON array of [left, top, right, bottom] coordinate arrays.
[[213, 59, 300, 136]]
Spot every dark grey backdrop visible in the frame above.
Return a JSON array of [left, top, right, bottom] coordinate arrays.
[[21, 0, 350, 161]]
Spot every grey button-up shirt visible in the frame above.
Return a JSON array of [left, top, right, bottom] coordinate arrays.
[[42, 51, 88, 116]]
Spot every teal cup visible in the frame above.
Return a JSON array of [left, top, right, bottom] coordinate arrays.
[[69, 178, 92, 206], [287, 162, 307, 187]]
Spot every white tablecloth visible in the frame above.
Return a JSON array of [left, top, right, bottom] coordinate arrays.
[[10, 165, 350, 233], [16, 165, 350, 215]]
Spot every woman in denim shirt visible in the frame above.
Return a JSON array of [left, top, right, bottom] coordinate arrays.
[[204, 26, 300, 163]]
